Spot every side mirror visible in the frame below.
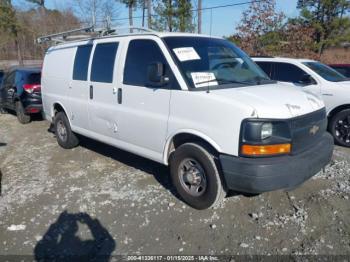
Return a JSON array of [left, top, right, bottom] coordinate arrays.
[[147, 62, 169, 87], [298, 74, 316, 86]]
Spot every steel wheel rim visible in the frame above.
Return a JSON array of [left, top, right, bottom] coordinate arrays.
[[56, 120, 67, 142], [178, 158, 207, 197], [335, 114, 350, 144]]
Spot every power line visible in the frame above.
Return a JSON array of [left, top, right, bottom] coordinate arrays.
[[94, 0, 262, 23]]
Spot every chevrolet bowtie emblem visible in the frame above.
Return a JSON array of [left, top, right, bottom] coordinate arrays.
[[310, 125, 320, 135]]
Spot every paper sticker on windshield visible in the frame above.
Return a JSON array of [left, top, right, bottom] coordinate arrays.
[[191, 72, 218, 88], [173, 47, 200, 62]]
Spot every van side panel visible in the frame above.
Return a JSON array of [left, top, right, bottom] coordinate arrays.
[[42, 46, 76, 121]]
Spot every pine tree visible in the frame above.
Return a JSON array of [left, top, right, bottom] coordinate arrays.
[[26, 0, 45, 7], [119, 0, 137, 29], [152, 0, 194, 32], [0, 0, 23, 64], [297, 0, 350, 54]]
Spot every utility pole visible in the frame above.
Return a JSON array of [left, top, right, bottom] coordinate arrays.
[[198, 0, 202, 34], [92, 0, 96, 27], [147, 0, 152, 29], [142, 0, 146, 27]]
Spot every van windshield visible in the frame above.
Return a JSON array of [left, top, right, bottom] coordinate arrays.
[[303, 62, 348, 82], [163, 37, 272, 89]]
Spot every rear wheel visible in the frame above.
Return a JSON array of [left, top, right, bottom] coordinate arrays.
[[54, 112, 79, 149], [330, 109, 350, 147], [15, 101, 31, 124], [170, 143, 226, 210]]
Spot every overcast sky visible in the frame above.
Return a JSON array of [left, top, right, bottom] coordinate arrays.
[[13, 0, 299, 37]]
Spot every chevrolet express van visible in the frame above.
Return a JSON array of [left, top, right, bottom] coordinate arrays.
[[41, 30, 333, 209]]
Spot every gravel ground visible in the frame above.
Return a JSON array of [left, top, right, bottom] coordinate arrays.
[[0, 113, 349, 258]]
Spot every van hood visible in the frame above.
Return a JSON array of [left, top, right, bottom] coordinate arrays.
[[209, 83, 324, 119]]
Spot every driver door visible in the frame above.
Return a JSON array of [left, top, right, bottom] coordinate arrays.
[[116, 38, 174, 161]]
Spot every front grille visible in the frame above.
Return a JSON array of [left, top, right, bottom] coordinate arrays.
[[290, 108, 327, 154]]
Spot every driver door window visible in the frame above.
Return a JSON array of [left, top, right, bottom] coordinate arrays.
[[123, 39, 178, 89], [272, 62, 308, 83]]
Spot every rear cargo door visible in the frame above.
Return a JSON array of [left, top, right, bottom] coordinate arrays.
[[87, 40, 120, 138]]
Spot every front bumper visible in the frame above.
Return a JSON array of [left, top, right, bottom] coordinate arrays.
[[219, 133, 334, 193]]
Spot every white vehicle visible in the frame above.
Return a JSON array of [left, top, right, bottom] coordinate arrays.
[[253, 57, 350, 147], [41, 28, 333, 209]]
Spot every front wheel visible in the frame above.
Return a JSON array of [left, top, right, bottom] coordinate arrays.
[[54, 112, 79, 149], [329, 109, 350, 147], [16, 101, 31, 124], [170, 143, 226, 210]]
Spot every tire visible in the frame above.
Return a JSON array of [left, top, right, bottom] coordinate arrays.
[[0, 105, 7, 114], [329, 109, 350, 147], [15, 101, 31, 124], [169, 143, 227, 210], [54, 112, 79, 149]]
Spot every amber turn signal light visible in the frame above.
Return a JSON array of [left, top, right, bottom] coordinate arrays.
[[241, 144, 291, 156]]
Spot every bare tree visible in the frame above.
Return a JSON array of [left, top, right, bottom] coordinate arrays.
[[74, 0, 118, 27], [235, 0, 285, 55]]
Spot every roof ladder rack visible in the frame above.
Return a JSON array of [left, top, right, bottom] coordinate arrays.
[[37, 26, 94, 44], [37, 26, 157, 44]]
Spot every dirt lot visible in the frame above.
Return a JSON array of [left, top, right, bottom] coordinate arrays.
[[0, 113, 349, 258]]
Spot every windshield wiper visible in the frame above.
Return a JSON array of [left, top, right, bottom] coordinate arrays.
[[254, 76, 271, 85], [195, 78, 251, 86]]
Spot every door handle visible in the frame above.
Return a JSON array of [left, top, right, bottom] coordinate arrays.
[[117, 88, 122, 104], [90, 85, 93, 99]]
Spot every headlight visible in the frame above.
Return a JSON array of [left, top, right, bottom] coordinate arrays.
[[240, 120, 292, 157], [261, 123, 273, 140]]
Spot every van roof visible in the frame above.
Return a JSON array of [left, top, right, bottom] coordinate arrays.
[[49, 31, 223, 50], [7, 66, 41, 73]]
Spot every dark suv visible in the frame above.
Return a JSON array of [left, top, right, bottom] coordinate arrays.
[[0, 67, 42, 124], [0, 70, 4, 85]]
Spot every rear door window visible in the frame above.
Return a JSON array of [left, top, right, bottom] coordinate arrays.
[[73, 45, 93, 81], [91, 42, 118, 83], [272, 62, 306, 83], [255, 62, 273, 78]]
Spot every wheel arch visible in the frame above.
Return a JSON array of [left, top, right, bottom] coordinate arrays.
[[52, 102, 72, 125], [163, 130, 222, 165], [328, 104, 350, 121]]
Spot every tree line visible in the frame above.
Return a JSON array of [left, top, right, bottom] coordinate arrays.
[[0, 0, 349, 64], [0, 0, 200, 64], [231, 0, 350, 59]]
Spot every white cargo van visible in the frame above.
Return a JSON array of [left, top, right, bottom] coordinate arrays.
[[41, 28, 333, 209]]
